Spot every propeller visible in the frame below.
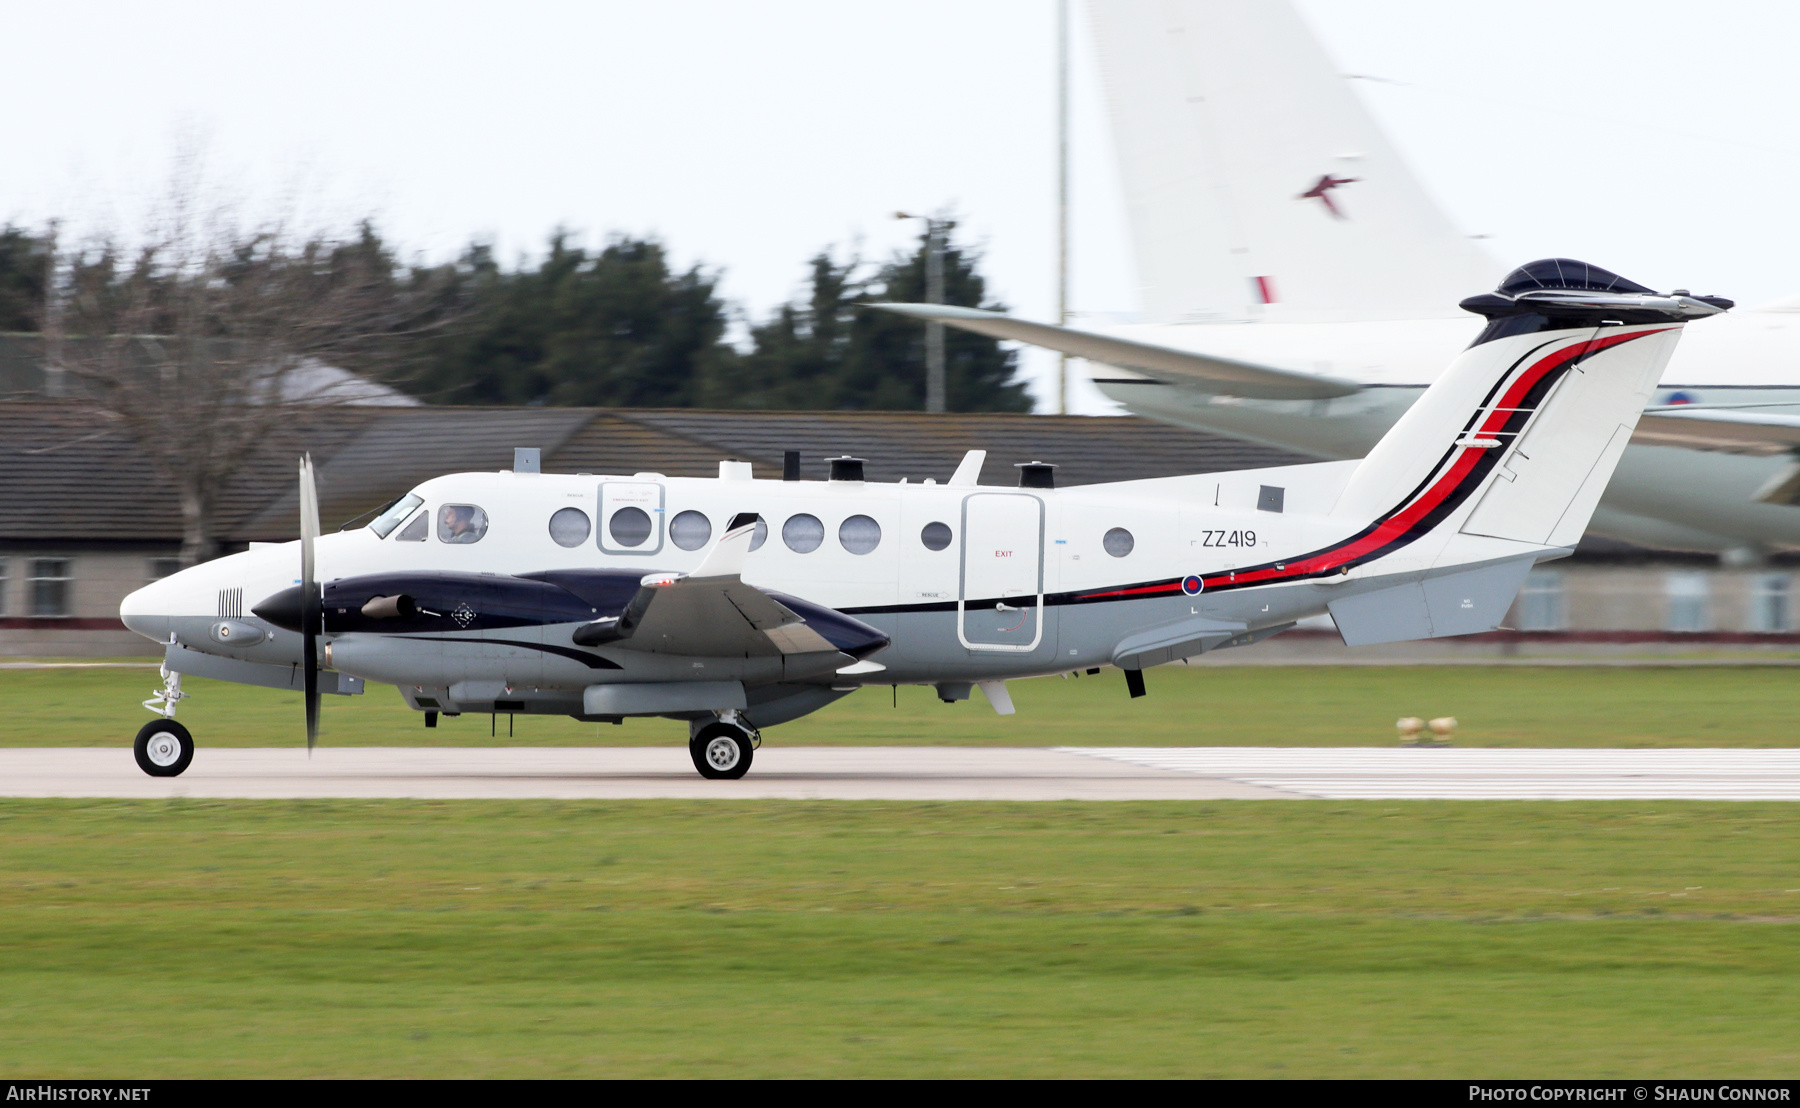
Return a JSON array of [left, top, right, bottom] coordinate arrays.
[[298, 454, 321, 752]]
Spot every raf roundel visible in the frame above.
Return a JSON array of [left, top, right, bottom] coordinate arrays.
[[1182, 575, 1205, 596]]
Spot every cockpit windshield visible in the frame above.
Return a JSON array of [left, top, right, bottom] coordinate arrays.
[[369, 493, 425, 539]]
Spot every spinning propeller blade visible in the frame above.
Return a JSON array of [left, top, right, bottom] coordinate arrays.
[[298, 455, 321, 752]]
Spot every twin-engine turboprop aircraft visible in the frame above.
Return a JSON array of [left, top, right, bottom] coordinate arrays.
[[117, 261, 1726, 780]]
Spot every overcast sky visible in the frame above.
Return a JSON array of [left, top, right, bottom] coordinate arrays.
[[4, 1, 1796, 412]]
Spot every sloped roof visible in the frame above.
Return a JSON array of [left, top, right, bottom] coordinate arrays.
[[0, 400, 1312, 544], [618, 410, 1303, 486]]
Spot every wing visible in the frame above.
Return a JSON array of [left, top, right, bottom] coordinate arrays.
[[1631, 408, 1800, 456], [623, 575, 837, 657], [570, 515, 882, 659], [870, 303, 1359, 400]]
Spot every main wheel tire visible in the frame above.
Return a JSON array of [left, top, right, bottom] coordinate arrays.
[[134, 719, 194, 777], [690, 723, 753, 780]]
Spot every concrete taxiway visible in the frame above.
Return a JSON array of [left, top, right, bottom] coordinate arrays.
[[3, 746, 1799, 801]]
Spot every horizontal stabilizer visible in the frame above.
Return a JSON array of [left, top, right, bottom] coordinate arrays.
[[1328, 558, 1535, 647], [871, 303, 1358, 400]]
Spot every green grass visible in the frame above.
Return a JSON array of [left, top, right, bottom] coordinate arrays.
[[0, 799, 1796, 1077], [6, 663, 1800, 747]]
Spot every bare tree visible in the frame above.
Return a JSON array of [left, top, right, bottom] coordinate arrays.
[[46, 172, 444, 565]]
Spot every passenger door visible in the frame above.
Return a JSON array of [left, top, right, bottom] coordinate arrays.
[[958, 492, 1044, 652]]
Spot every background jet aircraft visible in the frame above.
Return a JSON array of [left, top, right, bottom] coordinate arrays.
[[883, 0, 1800, 559]]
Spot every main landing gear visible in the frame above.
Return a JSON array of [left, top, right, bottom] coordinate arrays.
[[690, 711, 759, 780], [135, 664, 194, 777]]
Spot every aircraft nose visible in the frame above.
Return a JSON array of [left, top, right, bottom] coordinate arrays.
[[119, 578, 174, 642]]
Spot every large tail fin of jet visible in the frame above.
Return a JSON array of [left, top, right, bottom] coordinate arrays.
[[1086, 0, 1500, 322], [1332, 260, 1729, 549]]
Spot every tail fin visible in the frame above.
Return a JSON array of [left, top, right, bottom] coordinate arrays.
[[1331, 260, 1729, 550], [1087, 0, 1500, 322]]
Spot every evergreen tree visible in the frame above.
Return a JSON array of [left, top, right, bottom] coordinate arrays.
[[0, 224, 47, 333], [720, 224, 1030, 412], [853, 223, 1031, 412], [407, 233, 738, 407]]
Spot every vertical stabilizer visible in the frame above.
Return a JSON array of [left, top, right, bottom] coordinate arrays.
[[1330, 261, 1728, 550], [1087, 0, 1500, 322]]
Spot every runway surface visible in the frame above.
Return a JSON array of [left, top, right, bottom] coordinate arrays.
[[4, 746, 1800, 801]]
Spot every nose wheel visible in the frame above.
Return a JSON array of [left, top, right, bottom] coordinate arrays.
[[690, 720, 755, 780], [134, 719, 195, 777]]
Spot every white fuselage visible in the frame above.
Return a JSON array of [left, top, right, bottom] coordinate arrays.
[[121, 461, 1375, 697]]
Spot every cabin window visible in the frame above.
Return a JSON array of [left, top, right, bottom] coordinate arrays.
[[839, 514, 881, 555], [549, 507, 591, 548], [30, 558, 72, 616], [370, 494, 424, 538], [395, 512, 428, 542], [608, 506, 654, 548], [782, 513, 824, 553], [1103, 527, 1135, 558], [438, 504, 489, 545], [670, 510, 713, 551], [919, 521, 952, 551]]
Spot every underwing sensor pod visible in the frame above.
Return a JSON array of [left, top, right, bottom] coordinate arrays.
[[119, 261, 1722, 779]]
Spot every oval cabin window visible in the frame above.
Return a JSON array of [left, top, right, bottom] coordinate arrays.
[[669, 510, 713, 551], [549, 507, 591, 548], [782, 513, 824, 553], [919, 521, 952, 551], [1103, 527, 1134, 558], [608, 506, 654, 548], [839, 514, 881, 555]]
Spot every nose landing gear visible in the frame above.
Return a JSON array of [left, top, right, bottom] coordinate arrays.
[[135, 664, 195, 777], [689, 711, 759, 780], [135, 718, 194, 777]]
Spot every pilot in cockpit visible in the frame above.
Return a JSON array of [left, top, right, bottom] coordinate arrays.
[[439, 504, 487, 544]]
